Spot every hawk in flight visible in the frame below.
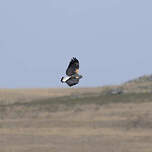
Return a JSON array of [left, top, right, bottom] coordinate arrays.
[[61, 57, 83, 87]]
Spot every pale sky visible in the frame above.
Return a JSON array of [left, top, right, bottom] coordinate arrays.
[[0, 0, 152, 88]]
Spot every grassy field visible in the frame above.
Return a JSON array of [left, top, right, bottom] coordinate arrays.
[[0, 76, 152, 152]]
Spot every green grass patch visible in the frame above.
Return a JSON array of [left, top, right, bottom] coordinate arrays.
[[1, 92, 152, 118], [11, 92, 152, 108]]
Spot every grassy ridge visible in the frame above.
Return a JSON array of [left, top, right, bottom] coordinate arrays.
[[0, 85, 152, 119], [13, 92, 152, 106], [1, 92, 152, 107]]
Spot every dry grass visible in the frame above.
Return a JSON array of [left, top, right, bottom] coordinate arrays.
[[0, 102, 152, 152], [0, 86, 152, 152], [0, 88, 105, 105]]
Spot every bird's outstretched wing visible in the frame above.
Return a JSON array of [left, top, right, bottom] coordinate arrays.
[[66, 57, 79, 76]]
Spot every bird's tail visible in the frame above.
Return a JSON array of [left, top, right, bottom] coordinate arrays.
[[61, 76, 70, 83], [61, 77, 64, 83]]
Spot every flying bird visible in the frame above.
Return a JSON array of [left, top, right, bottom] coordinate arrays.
[[61, 57, 83, 87]]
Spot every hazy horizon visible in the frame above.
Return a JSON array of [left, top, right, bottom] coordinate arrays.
[[0, 0, 152, 88]]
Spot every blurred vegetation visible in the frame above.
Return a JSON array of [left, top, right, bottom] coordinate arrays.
[[0, 92, 151, 118], [19, 92, 152, 107], [122, 74, 152, 93], [1, 74, 152, 118]]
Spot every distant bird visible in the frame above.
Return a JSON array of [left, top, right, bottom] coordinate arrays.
[[61, 57, 83, 87]]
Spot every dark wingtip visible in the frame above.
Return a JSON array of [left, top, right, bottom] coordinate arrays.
[[72, 57, 78, 62], [70, 57, 78, 63], [72, 57, 76, 60], [61, 77, 64, 83]]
